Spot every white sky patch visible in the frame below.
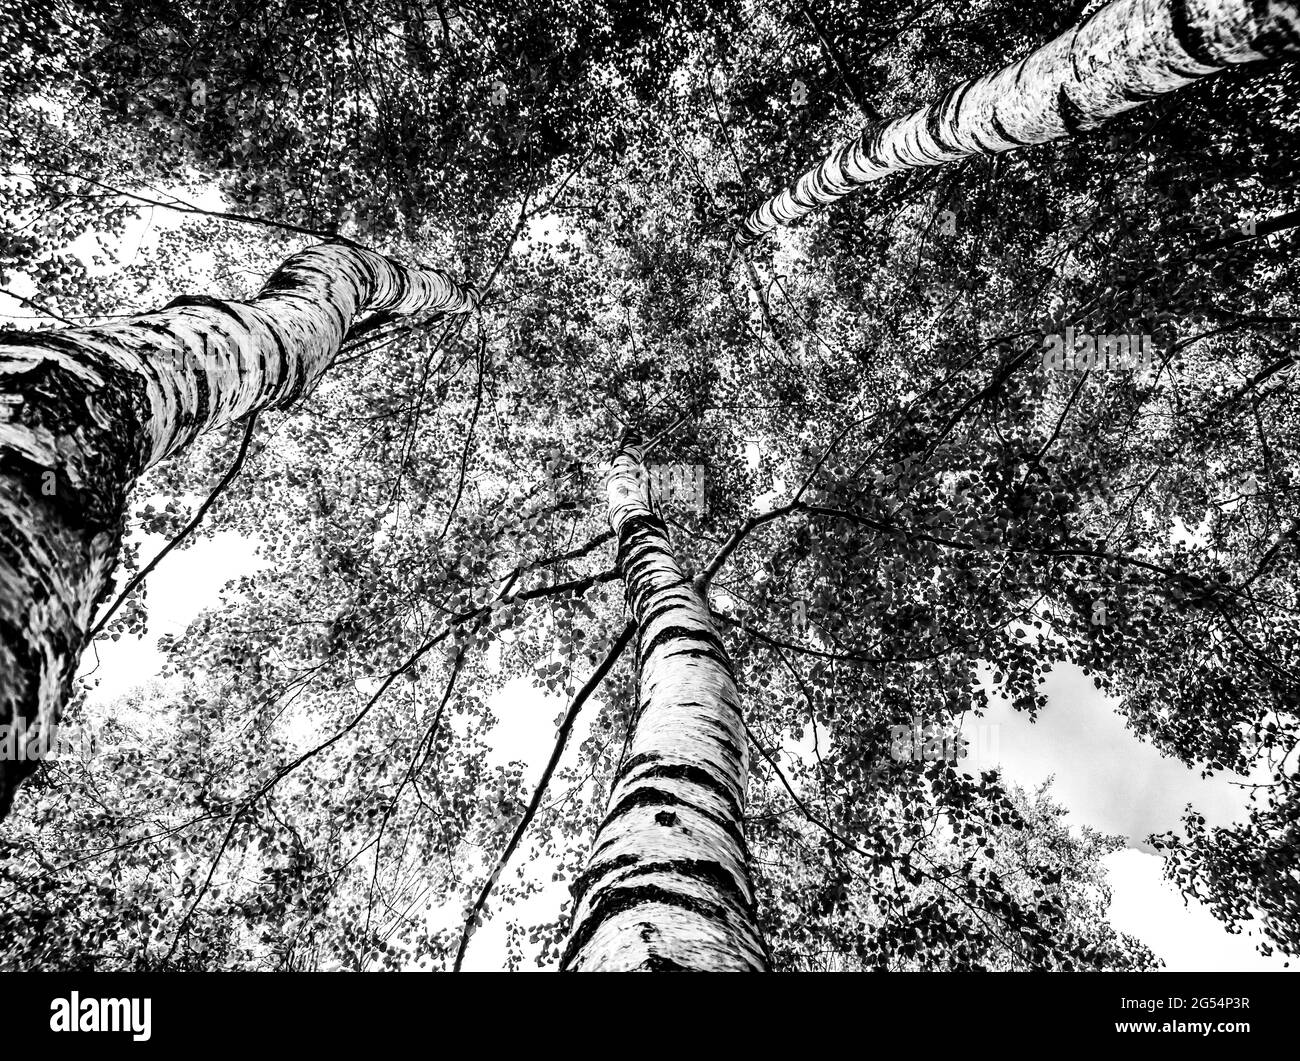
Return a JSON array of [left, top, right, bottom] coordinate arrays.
[[524, 209, 582, 253], [76, 522, 265, 708], [973, 661, 1284, 970], [1105, 849, 1292, 971], [974, 662, 1271, 844], [1169, 512, 1212, 548], [484, 674, 569, 770]]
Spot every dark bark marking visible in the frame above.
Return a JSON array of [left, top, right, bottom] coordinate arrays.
[[1056, 85, 1088, 134], [1170, 0, 1228, 66], [597, 785, 749, 855], [622, 762, 743, 823], [559, 883, 760, 972]]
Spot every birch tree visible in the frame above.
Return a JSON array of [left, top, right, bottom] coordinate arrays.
[[736, 0, 1300, 246], [0, 243, 476, 817], [561, 434, 768, 971]]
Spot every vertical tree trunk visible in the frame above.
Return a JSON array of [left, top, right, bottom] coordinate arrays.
[[561, 434, 768, 971], [736, 0, 1300, 247], [0, 243, 476, 818]]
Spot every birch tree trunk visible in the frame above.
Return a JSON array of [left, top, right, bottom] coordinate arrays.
[[0, 243, 476, 818], [736, 0, 1300, 247], [561, 434, 768, 971]]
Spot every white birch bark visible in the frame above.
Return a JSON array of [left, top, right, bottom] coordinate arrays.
[[561, 434, 768, 971], [0, 243, 476, 817], [736, 0, 1300, 247]]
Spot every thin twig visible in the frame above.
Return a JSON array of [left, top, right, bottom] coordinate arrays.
[[89, 414, 259, 641], [452, 620, 636, 970]]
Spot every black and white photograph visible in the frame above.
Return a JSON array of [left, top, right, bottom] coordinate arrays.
[[0, 0, 1297, 1040]]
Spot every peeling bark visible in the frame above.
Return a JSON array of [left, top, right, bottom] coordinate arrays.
[[561, 434, 768, 971], [736, 0, 1300, 247], [0, 243, 476, 818]]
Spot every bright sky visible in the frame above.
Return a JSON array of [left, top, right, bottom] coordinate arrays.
[[975, 667, 1291, 970]]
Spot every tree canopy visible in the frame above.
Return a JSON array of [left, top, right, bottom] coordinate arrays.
[[1, 0, 1297, 969]]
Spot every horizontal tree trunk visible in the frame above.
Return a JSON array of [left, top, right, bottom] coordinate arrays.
[[561, 434, 768, 971], [0, 243, 476, 818], [736, 0, 1300, 247]]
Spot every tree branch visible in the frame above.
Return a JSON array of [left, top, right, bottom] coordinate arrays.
[[452, 620, 636, 970]]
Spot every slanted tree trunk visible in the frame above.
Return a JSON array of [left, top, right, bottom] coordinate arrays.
[[736, 0, 1300, 247], [561, 433, 768, 971], [0, 243, 476, 818]]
